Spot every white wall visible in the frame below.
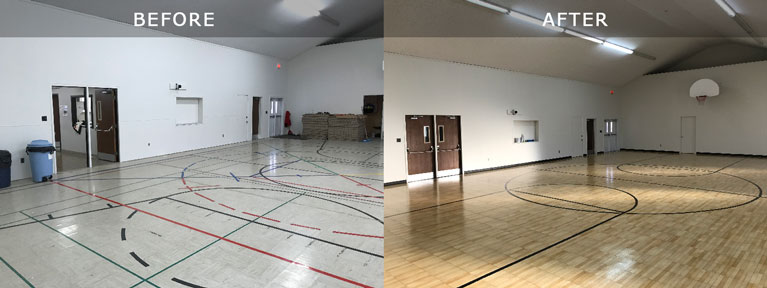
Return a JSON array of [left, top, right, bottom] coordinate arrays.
[[284, 39, 383, 134], [619, 60, 767, 155], [0, 0, 285, 181], [384, 53, 619, 183]]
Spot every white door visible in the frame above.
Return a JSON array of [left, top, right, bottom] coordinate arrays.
[[269, 98, 283, 137], [680, 116, 696, 153]]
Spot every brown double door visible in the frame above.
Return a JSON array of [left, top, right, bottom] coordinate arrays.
[[405, 115, 462, 179], [95, 88, 119, 162]]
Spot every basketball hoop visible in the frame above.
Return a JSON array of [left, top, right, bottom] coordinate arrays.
[[690, 79, 719, 106]]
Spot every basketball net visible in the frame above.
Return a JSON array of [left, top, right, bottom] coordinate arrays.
[[696, 96, 707, 105]]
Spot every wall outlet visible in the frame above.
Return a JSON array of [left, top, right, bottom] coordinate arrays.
[[222, 134, 225, 138], [20, 158, 24, 164], [396, 138, 401, 143]]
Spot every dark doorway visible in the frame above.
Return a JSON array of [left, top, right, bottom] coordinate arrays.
[[586, 118, 595, 155], [363, 95, 383, 138], [52, 94, 61, 146], [405, 115, 435, 177], [253, 97, 261, 138], [436, 115, 461, 177], [94, 88, 119, 162]]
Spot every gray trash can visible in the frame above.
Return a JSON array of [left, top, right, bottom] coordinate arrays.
[[26, 140, 55, 183]]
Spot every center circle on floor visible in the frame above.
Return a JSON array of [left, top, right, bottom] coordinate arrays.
[[616, 163, 714, 177], [505, 183, 638, 214]]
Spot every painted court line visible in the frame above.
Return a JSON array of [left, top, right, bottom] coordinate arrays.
[[0, 255, 35, 287], [332, 231, 384, 239], [19, 211, 159, 287], [291, 223, 321, 230], [242, 212, 280, 223], [51, 182, 371, 288]]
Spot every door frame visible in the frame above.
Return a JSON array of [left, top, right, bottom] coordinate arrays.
[[50, 84, 121, 173], [680, 116, 696, 154]]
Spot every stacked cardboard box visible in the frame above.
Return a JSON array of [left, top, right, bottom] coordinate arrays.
[[302, 114, 329, 139], [328, 114, 367, 141]]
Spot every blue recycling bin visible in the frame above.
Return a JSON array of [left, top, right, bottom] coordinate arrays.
[[26, 140, 56, 183], [0, 150, 10, 189]]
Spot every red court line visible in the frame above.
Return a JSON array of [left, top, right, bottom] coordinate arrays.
[[251, 177, 383, 199], [179, 185, 220, 189], [241, 212, 281, 223], [194, 192, 215, 202], [332, 231, 384, 239], [338, 175, 383, 194], [291, 223, 321, 230], [219, 203, 236, 211], [51, 182, 371, 288]]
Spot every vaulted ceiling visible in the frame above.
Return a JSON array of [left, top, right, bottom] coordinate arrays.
[[384, 0, 767, 87], [30, 0, 383, 60]]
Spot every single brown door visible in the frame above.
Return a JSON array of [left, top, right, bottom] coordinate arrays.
[[96, 88, 119, 162], [586, 119, 595, 154], [52, 94, 61, 143], [253, 97, 260, 136], [436, 115, 461, 173], [405, 115, 435, 175]]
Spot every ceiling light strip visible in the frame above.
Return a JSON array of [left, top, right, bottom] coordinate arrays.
[[466, 0, 657, 60], [714, 0, 736, 17]]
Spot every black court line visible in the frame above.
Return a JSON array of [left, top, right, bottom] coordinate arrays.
[[459, 188, 639, 287], [0, 159, 251, 228], [130, 252, 149, 267], [121, 228, 126, 241], [172, 277, 206, 288], [127, 210, 137, 219], [165, 197, 383, 258], [511, 188, 624, 213], [47, 214, 53, 220], [616, 157, 747, 177]]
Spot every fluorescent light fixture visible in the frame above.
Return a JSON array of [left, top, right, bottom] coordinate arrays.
[[603, 42, 634, 54], [564, 29, 604, 44], [283, 0, 321, 18], [466, 0, 509, 14], [508, 10, 564, 33], [714, 0, 737, 17]]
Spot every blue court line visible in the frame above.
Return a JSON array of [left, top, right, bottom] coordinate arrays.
[[230, 172, 240, 182]]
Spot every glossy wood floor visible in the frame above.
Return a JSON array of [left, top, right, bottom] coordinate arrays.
[[385, 151, 767, 287], [0, 138, 382, 288]]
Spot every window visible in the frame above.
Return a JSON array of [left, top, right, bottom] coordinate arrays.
[[423, 126, 431, 143], [176, 97, 203, 125], [605, 119, 617, 135], [513, 120, 539, 143], [437, 125, 445, 142]]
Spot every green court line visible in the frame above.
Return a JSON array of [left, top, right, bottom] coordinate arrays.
[[129, 176, 310, 287], [19, 211, 159, 288], [0, 255, 35, 287]]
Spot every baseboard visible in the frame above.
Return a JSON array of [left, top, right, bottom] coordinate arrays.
[[465, 156, 572, 175], [384, 180, 406, 187], [620, 148, 679, 154], [697, 151, 767, 158]]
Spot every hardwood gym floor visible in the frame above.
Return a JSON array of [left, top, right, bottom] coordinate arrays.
[[384, 151, 767, 287], [0, 138, 382, 288]]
